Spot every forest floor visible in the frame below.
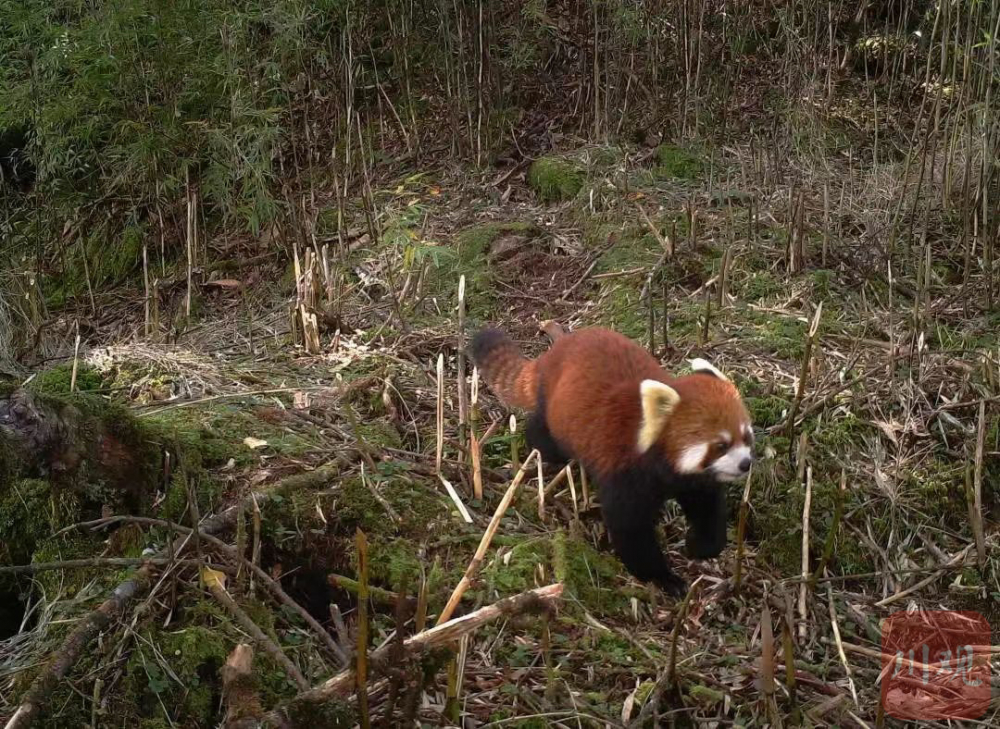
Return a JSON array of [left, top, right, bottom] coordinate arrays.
[[2, 132, 999, 727]]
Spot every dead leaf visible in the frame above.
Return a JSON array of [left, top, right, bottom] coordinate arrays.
[[293, 391, 311, 410], [621, 680, 640, 722], [874, 419, 901, 446], [201, 566, 227, 590], [203, 278, 243, 290], [250, 470, 271, 485], [243, 437, 268, 450]]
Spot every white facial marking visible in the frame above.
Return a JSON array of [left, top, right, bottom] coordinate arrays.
[[676, 443, 709, 473], [709, 444, 752, 482], [719, 430, 732, 445]]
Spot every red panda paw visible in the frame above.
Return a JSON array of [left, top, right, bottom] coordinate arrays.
[[653, 571, 688, 598]]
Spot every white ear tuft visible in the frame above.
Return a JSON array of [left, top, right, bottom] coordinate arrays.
[[637, 380, 681, 453], [689, 358, 728, 381]]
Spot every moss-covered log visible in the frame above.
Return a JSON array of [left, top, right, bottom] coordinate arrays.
[[0, 388, 162, 512]]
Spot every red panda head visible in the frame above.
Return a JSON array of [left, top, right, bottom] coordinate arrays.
[[636, 359, 754, 482]]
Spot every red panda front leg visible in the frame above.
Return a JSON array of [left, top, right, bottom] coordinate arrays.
[[597, 474, 687, 597], [674, 484, 728, 559]]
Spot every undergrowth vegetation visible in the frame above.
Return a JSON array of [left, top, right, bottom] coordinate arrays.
[[2, 0, 1000, 726]]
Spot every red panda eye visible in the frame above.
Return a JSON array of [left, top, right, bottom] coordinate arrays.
[[715, 442, 728, 453]]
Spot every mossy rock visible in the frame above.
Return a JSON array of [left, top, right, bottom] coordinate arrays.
[[654, 144, 703, 180], [528, 157, 584, 203]]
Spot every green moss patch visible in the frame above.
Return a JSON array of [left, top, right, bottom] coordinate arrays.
[[120, 602, 321, 727], [654, 144, 704, 180], [528, 157, 584, 203], [27, 363, 105, 395]]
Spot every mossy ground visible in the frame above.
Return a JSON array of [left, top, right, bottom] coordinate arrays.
[[654, 143, 705, 180], [528, 156, 585, 203], [5, 132, 997, 726]]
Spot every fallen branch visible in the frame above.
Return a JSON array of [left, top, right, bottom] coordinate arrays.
[[874, 543, 974, 608], [4, 567, 154, 729], [203, 567, 309, 690], [58, 478, 350, 666], [0, 557, 232, 575], [4, 458, 349, 729], [328, 573, 416, 610], [262, 584, 564, 726], [137, 376, 379, 417], [831, 639, 1000, 687], [438, 450, 540, 625]]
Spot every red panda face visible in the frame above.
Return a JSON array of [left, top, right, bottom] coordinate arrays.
[[637, 360, 753, 482]]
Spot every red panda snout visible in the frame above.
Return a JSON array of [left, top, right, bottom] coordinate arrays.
[[672, 428, 754, 481]]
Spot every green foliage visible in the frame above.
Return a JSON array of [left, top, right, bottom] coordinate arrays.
[[26, 363, 103, 395], [745, 393, 789, 429], [121, 603, 310, 726], [0, 478, 75, 565], [528, 157, 584, 203], [654, 144, 704, 180]]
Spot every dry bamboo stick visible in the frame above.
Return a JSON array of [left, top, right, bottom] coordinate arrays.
[[437, 449, 540, 625]]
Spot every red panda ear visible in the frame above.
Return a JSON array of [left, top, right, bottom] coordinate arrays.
[[689, 358, 729, 381], [637, 380, 681, 453]]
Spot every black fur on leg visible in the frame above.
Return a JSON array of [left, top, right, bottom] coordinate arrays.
[[525, 412, 569, 467], [674, 483, 728, 559], [524, 388, 569, 467], [597, 472, 686, 596]]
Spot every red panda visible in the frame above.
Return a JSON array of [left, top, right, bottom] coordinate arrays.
[[471, 325, 754, 596]]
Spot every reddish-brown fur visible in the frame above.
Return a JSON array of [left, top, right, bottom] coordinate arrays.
[[473, 327, 749, 477]]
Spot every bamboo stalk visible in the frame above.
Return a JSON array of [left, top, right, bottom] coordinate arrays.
[[971, 401, 987, 566], [355, 530, 371, 729], [565, 465, 579, 524], [142, 243, 151, 336], [781, 615, 797, 718], [809, 470, 846, 591], [509, 414, 519, 470], [70, 321, 81, 393], [437, 353, 472, 523], [760, 601, 777, 725], [783, 302, 823, 445], [185, 172, 195, 318], [437, 450, 540, 626], [826, 583, 859, 708], [798, 466, 812, 641], [732, 466, 754, 592], [456, 276, 468, 467], [469, 367, 484, 500], [536, 454, 545, 521]]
